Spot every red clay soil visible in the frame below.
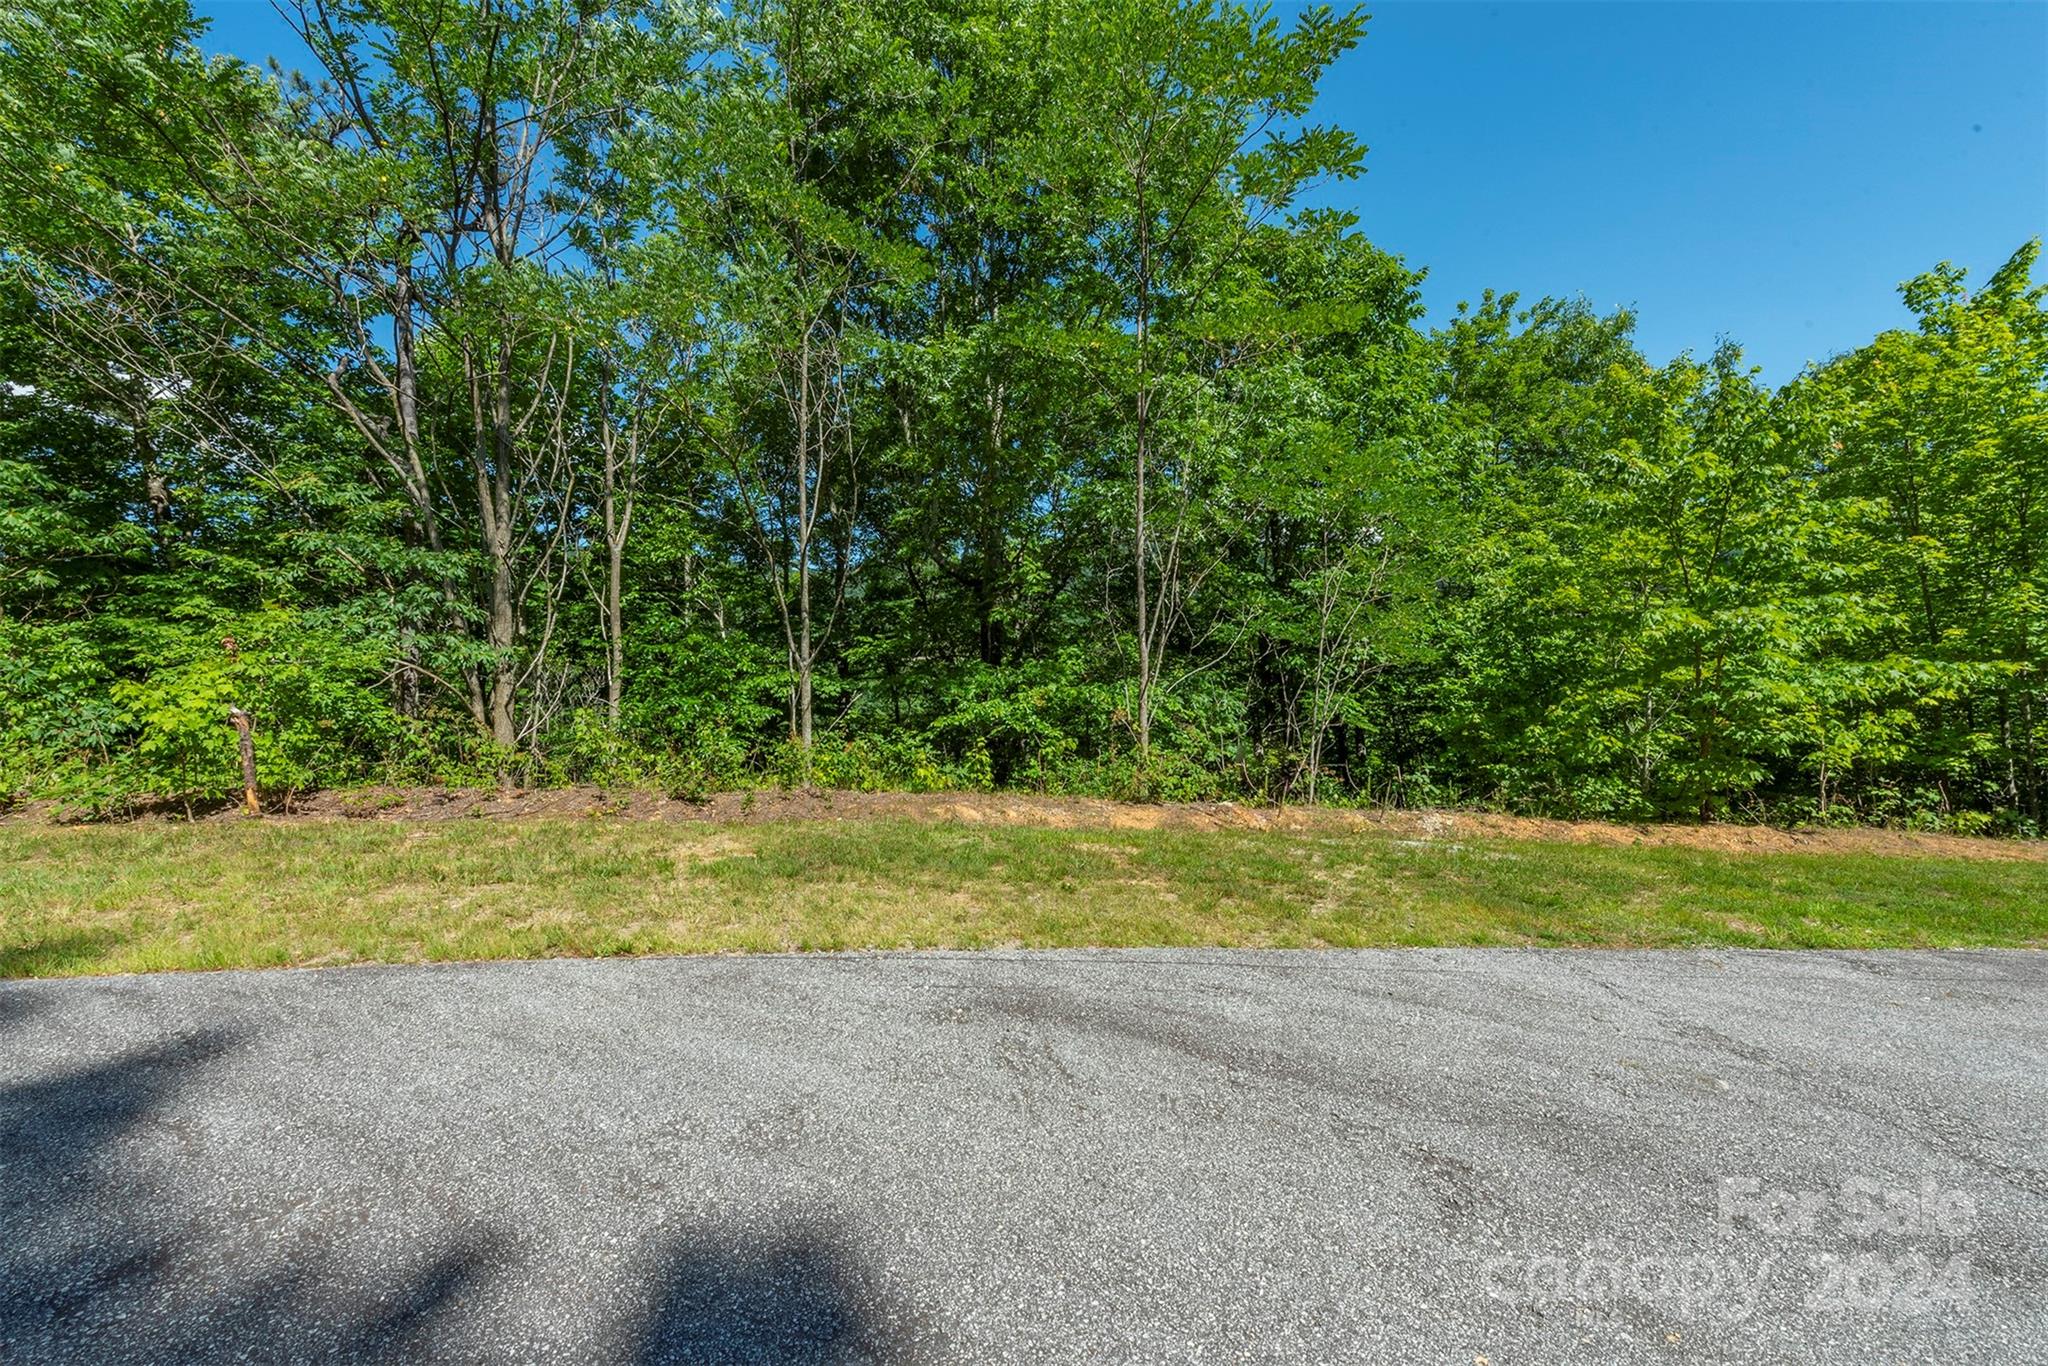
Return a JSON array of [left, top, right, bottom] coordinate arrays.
[[16, 784, 2045, 863]]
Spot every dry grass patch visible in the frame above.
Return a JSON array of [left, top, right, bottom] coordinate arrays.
[[2, 815, 2045, 978]]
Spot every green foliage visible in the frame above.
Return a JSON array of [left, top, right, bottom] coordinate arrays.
[[0, 0, 2041, 831]]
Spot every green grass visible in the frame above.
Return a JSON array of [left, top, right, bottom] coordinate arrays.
[[1, 817, 2043, 978]]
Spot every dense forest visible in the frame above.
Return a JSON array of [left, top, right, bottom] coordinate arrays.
[[1, 0, 2043, 829]]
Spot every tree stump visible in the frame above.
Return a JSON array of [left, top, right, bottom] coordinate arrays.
[[227, 707, 259, 816]]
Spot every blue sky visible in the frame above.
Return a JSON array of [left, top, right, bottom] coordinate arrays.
[[1308, 1, 2047, 381], [192, 0, 2046, 384]]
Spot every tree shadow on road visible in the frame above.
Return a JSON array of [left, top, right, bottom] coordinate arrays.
[[1, 1022, 245, 1356], [632, 1222, 943, 1365], [0, 1013, 521, 1362], [0, 1000, 947, 1362]]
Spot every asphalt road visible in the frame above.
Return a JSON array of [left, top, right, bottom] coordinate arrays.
[[2, 949, 2042, 1364]]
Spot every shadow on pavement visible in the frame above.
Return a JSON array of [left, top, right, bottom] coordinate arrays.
[[1, 1025, 246, 1355], [0, 1020, 518, 1361], [0, 1007, 936, 1362], [633, 1224, 936, 1365]]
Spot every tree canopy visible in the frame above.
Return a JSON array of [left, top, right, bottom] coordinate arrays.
[[2, 0, 2043, 831]]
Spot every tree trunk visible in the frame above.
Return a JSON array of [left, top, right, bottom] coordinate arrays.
[[597, 368, 635, 727], [389, 237, 440, 723], [607, 533, 625, 724], [1134, 379, 1151, 768], [794, 328, 816, 782], [2026, 684, 2041, 828], [227, 708, 259, 816], [487, 537, 518, 750], [1132, 209, 1153, 771], [480, 335, 520, 753], [136, 404, 173, 562], [797, 498, 815, 781], [601, 431, 629, 726]]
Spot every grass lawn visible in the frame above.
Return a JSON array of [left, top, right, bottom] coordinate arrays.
[[2, 816, 2044, 978]]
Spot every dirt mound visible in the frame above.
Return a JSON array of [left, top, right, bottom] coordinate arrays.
[[11, 784, 2036, 863], [1407, 809, 2048, 862]]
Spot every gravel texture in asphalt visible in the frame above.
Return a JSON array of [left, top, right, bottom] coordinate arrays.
[[1, 948, 2042, 1363]]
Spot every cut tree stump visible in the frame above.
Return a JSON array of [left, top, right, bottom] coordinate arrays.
[[227, 707, 260, 816]]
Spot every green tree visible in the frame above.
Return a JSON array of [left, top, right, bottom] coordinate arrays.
[[1059, 0, 1366, 771], [1793, 242, 2048, 826]]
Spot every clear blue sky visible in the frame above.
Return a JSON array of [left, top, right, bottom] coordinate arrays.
[[192, 0, 2046, 384], [1307, 1, 2048, 381]]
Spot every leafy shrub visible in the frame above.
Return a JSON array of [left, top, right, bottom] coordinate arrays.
[[537, 709, 657, 788], [110, 608, 406, 809]]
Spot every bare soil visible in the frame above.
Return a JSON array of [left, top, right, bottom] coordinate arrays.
[[14, 785, 2044, 863]]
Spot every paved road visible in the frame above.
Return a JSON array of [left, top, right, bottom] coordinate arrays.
[[2, 949, 2042, 1363]]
